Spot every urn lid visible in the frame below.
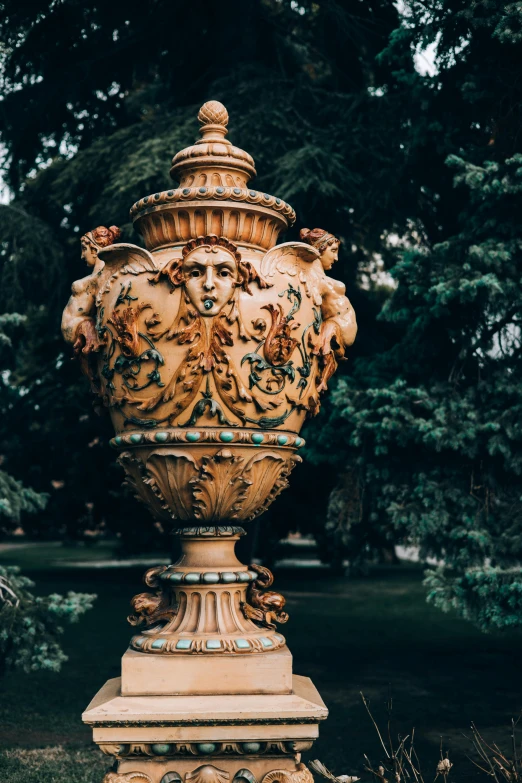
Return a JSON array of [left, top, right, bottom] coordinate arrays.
[[130, 101, 296, 251], [169, 101, 257, 187]]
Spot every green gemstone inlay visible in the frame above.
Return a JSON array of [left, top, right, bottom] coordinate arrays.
[[238, 572, 251, 582], [206, 639, 221, 650], [242, 742, 261, 752], [114, 436, 122, 446], [236, 639, 251, 650], [130, 433, 142, 444], [251, 433, 264, 444], [277, 434, 289, 445], [176, 639, 192, 650], [295, 437, 303, 447], [219, 431, 234, 442], [151, 743, 171, 755], [259, 636, 273, 648], [184, 573, 201, 584], [202, 572, 220, 584], [186, 432, 201, 442], [155, 432, 168, 442], [151, 638, 166, 649], [221, 572, 237, 583], [169, 572, 184, 583], [197, 743, 217, 754]]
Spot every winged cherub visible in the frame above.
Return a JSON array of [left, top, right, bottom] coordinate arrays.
[[61, 225, 122, 356], [260, 228, 357, 397]]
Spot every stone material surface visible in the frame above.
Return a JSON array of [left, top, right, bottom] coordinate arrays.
[[121, 646, 293, 696], [84, 675, 327, 737]]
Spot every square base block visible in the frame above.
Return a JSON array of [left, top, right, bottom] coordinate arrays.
[[121, 646, 293, 696], [83, 674, 328, 744]]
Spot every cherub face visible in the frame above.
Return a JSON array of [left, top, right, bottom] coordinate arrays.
[[320, 242, 340, 271], [81, 236, 98, 268], [182, 246, 239, 316]]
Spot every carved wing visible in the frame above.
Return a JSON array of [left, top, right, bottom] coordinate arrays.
[[98, 243, 158, 275], [260, 242, 323, 306]]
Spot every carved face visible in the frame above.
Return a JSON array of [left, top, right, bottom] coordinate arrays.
[[182, 245, 238, 316], [80, 236, 98, 268], [320, 241, 339, 271]]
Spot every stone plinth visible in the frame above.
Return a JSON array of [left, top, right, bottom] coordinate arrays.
[[121, 647, 293, 696], [84, 675, 327, 783]]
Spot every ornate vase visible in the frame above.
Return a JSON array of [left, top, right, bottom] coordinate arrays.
[[63, 100, 356, 783]]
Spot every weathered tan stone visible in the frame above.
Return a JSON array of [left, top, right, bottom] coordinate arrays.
[[121, 646, 293, 696]]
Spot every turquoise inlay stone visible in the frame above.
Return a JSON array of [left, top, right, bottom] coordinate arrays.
[[151, 743, 171, 755], [273, 634, 284, 643], [249, 190, 257, 197], [276, 198, 281, 205], [259, 637, 273, 648], [263, 193, 270, 200], [176, 639, 192, 650], [134, 637, 145, 647], [277, 434, 288, 445], [206, 639, 221, 650], [184, 572, 201, 584], [143, 197, 149, 203], [221, 572, 237, 583], [236, 639, 251, 650], [233, 188, 241, 194], [251, 433, 264, 445], [130, 433, 142, 444], [114, 436, 122, 446], [154, 193, 160, 200], [155, 431, 168, 443], [169, 572, 184, 583], [167, 190, 174, 196], [186, 431, 201, 442], [247, 570, 258, 580], [183, 188, 190, 195], [219, 431, 234, 442], [238, 572, 251, 582], [199, 187, 207, 193], [216, 186, 225, 194], [295, 437, 303, 447], [202, 572, 220, 584], [197, 743, 217, 754], [242, 742, 261, 752], [151, 638, 166, 649]]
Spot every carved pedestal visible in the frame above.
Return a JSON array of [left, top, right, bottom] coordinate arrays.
[[83, 529, 327, 783]]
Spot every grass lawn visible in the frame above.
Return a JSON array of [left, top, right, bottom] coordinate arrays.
[[1, 543, 521, 783]]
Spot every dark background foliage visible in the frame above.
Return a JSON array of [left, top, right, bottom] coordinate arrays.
[[1, 0, 522, 629]]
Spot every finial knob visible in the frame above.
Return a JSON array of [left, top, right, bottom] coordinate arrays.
[[198, 101, 229, 129]]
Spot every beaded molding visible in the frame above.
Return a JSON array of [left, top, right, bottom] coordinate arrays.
[[159, 569, 258, 585], [130, 186, 296, 225], [110, 428, 305, 450]]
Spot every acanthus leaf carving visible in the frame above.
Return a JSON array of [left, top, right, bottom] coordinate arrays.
[[190, 449, 252, 521]]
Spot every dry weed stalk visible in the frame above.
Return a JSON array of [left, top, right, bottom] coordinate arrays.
[[310, 692, 452, 783], [466, 720, 521, 783]]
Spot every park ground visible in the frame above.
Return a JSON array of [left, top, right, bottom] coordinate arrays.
[[0, 542, 521, 783]]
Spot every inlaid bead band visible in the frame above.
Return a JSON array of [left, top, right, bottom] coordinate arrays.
[[110, 428, 305, 450], [160, 570, 258, 584]]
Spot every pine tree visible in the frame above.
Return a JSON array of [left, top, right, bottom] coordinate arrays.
[[319, 2, 522, 629]]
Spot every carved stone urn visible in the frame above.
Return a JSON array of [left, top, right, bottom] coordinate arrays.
[[64, 101, 356, 783]]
